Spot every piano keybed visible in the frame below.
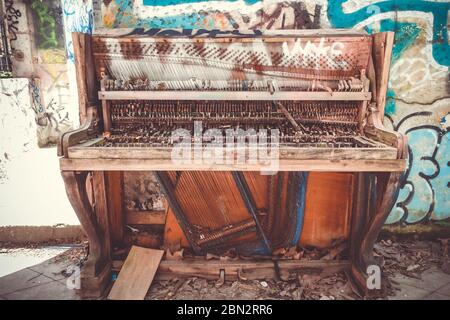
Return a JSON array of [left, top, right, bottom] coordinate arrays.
[[95, 135, 381, 149]]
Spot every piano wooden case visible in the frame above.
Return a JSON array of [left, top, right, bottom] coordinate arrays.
[[58, 29, 407, 297]]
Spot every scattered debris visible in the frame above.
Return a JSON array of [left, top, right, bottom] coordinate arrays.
[[165, 248, 184, 261], [219, 249, 239, 261], [375, 237, 450, 296], [126, 225, 139, 233], [237, 268, 248, 281], [205, 253, 220, 260], [272, 247, 304, 260], [321, 241, 347, 261], [215, 270, 225, 288], [5, 236, 447, 300], [145, 237, 449, 300]]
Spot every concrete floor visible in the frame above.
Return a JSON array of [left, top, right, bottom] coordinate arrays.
[[0, 250, 80, 300], [389, 268, 450, 300], [0, 250, 449, 300]]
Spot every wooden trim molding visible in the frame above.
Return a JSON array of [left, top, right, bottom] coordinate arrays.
[[60, 158, 407, 172]]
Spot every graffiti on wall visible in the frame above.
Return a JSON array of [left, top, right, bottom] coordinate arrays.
[[30, 0, 64, 50], [327, 0, 449, 109], [100, 1, 448, 68], [29, 66, 76, 146], [4, 0, 21, 46], [386, 113, 450, 224], [1, 0, 94, 148], [327, 0, 449, 66], [326, 0, 450, 224], [102, 0, 322, 30], [126, 28, 263, 37], [62, 0, 94, 62]]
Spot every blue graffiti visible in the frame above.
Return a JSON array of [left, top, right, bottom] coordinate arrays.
[[328, 0, 450, 66], [430, 131, 450, 220], [385, 88, 396, 116], [373, 20, 421, 61], [63, 1, 93, 34], [63, 0, 93, 62], [143, 0, 260, 6], [66, 40, 74, 62], [113, 0, 132, 28], [387, 127, 450, 224]]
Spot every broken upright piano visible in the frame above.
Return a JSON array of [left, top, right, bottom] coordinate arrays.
[[58, 29, 407, 297]]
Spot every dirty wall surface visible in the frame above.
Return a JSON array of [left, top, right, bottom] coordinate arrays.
[[3, 0, 93, 146], [0, 0, 93, 225], [3, 0, 449, 225]]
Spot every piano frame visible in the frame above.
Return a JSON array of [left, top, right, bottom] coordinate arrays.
[[58, 29, 407, 298]]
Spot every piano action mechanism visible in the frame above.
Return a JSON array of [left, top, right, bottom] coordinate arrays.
[[58, 29, 407, 297]]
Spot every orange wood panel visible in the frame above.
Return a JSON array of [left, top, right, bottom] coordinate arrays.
[[300, 172, 354, 248], [243, 172, 269, 211], [163, 172, 266, 251], [105, 171, 124, 245], [168, 172, 251, 228], [164, 206, 189, 250]]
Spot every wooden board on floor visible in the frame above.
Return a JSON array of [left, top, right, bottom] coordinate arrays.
[[108, 246, 164, 300]]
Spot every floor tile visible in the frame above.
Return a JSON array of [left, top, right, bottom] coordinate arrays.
[[418, 267, 450, 291], [3, 280, 80, 300], [0, 268, 53, 296], [436, 283, 450, 296], [423, 292, 450, 300], [28, 255, 71, 281], [389, 284, 431, 300], [391, 267, 450, 291]]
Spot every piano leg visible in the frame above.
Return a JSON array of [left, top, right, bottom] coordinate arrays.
[[350, 171, 402, 297], [61, 171, 111, 298]]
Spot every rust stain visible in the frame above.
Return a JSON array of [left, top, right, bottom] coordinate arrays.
[[119, 39, 143, 60]]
